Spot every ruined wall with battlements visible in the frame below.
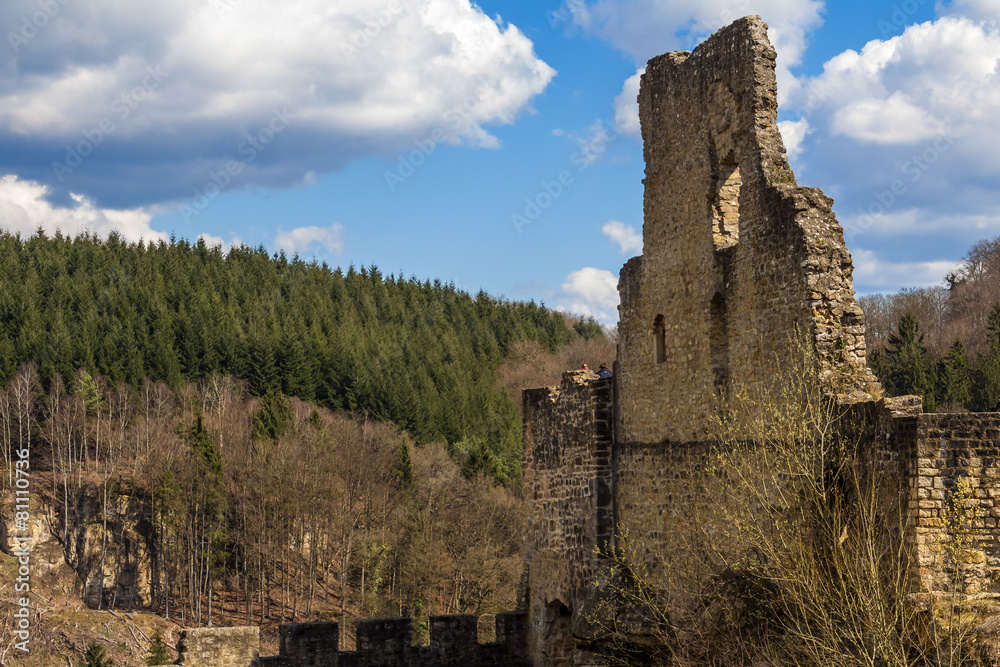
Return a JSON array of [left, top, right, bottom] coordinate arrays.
[[521, 370, 614, 665], [173, 612, 529, 666]]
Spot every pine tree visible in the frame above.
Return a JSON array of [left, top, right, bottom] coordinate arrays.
[[252, 388, 293, 441], [247, 337, 278, 396], [77, 641, 113, 667], [279, 336, 315, 401], [975, 303, 1000, 411], [573, 316, 604, 340], [71, 368, 102, 414], [145, 631, 172, 665], [937, 339, 972, 410], [190, 415, 223, 478], [884, 312, 937, 411], [397, 440, 414, 490]]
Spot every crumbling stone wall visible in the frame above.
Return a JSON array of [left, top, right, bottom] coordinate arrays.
[[617, 15, 878, 446], [521, 370, 614, 665], [520, 15, 1000, 666], [612, 440, 719, 577]]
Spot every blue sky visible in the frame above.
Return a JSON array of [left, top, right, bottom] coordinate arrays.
[[1, 0, 998, 325]]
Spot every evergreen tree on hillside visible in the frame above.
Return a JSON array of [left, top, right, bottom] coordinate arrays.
[[883, 312, 937, 411], [974, 303, 1000, 411], [0, 231, 590, 483], [937, 339, 972, 410], [77, 642, 113, 667], [145, 631, 172, 665], [573, 316, 604, 340], [397, 440, 414, 490], [252, 388, 294, 441]]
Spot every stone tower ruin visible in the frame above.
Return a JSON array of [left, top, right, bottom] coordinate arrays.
[[617, 15, 878, 445]]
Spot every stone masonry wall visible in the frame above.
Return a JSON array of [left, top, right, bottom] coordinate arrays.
[[176, 612, 529, 667], [617, 15, 877, 446], [612, 440, 718, 577], [522, 370, 614, 666], [175, 626, 261, 666], [888, 412, 1000, 595]]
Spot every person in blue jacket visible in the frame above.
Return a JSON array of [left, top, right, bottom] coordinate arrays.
[[597, 363, 612, 378]]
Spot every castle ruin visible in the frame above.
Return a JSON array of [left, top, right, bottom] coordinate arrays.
[[522, 14, 1000, 665], [167, 15, 1000, 667]]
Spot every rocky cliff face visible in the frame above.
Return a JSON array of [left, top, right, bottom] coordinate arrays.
[[3, 480, 155, 610]]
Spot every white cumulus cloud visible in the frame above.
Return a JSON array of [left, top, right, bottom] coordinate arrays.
[[557, 267, 620, 325], [274, 224, 346, 259], [851, 249, 959, 292], [777, 118, 810, 161], [785, 11, 1000, 294], [0, 0, 555, 207], [0, 174, 167, 243], [613, 68, 644, 138], [799, 16, 1000, 149], [602, 220, 643, 255]]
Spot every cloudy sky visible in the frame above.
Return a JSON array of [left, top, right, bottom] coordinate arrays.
[[2, 0, 998, 325]]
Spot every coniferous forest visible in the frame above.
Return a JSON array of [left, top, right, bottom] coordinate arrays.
[[861, 235, 1000, 412], [0, 230, 589, 484]]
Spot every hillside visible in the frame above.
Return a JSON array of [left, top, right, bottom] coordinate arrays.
[[0, 231, 598, 484], [859, 233, 1000, 412], [0, 231, 616, 665]]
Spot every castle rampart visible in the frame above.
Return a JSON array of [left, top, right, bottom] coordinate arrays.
[[888, 412, 1000, 594], [175, 612, 529, 666], [521, 370, 614, 663]]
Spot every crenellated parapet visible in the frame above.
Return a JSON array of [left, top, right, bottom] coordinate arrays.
[[175, 611, 529, 667]]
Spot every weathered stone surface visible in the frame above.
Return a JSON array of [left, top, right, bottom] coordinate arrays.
[[175, 626, 260, 666], [522, 371, 614, 665], [884, 412, 1000, 594], [617, 15, 878, 446]]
